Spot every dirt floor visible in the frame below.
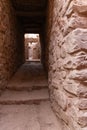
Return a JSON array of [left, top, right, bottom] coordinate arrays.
[[7, 61, 48, 90], [0, 61, 65, 130], [0, 101, 65, 130]]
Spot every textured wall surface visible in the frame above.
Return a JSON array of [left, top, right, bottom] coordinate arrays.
[[32, 42, 40, 59], [0, 0, 24, 89], [0, 0, 87, 129], [45, 0, 87, 130]]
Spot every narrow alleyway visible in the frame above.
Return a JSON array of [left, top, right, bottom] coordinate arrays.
[[1, 0, 87, 129], [7, 61, 48, 91], [0, 62, 64, 130]]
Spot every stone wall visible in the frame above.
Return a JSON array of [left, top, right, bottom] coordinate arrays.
[[32, 42, 40, 59], [0, 0, 24, 89], [25, 40, 29, 60], [39, 32, 46, 67], [45, 0, 87, 130]]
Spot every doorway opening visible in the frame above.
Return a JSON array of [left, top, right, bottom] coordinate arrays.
[[24, 34, 41, 62]]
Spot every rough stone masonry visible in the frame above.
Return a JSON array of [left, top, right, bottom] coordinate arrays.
[[45, 0, 87, 130], [0, 0, 24, 89], [0, 0, 87, 130]]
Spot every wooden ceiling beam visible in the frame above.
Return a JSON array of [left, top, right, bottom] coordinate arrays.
[[12, 0, 47, 12], [25, 28, 41, 32], [22, 19, 44, 22], [21, 21, 44, 27], [24, 24, 41, 28], [16, 11, 45, 17], [12, 0, 47, 33], [12, 0, 46, 6], [24, 28, 41, 33]]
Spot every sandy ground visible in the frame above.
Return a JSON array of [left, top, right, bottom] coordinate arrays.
[[0, 101, 65, 130], [7, 61, 48, 90], [0, 62, 65, 130]]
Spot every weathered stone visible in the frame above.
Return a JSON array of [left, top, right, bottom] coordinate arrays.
[[71, 14, 87, 28], [68, 69, 87, 81], [65, 1, 74, 17], [54, 46, 60, 60], [61, 70, 67, 79], [63, 79, 79, 96], [45, 0, 87, 129], [63, 29, 87, 54], [0, 0, 24, 89], [54, 90, 68, 111], [49, 53, 54, 65], [63, 14, 87, 36], [52, 79, 64, 89], [82, 127, 87, 130], [73, 0, 87, 15], [78, 112, 87, 127], [52, 100, 81, 130], [76, 84, 87, 98], [52, 100, 69, 125], [60, 46, 66, 58], [63, 54, 87, 70], [78, 99, 87, 110], [61, 0, 72, 16], [67, 105, 82, 130], [57, 58, 63, 69], [52, 79, 60, 89]]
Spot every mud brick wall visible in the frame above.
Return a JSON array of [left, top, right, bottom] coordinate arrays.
[[0, 0, 24, 89], [45, 0, 87, 130]]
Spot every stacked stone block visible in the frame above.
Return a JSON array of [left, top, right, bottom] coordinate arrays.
[[0, 0, 24, 89], [46, 0, 87, 129]]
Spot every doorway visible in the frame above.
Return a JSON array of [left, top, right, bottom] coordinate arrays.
[[24, 34, 41, 62]]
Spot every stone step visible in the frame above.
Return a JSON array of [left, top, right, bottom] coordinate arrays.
[[7, 84, 48, 91], [0, 89, 49, 105], [0, 101, 64, 130], [6, 62, 48, 91]]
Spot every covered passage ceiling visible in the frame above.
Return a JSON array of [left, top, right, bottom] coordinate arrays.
[[12, 0, 47, 33]]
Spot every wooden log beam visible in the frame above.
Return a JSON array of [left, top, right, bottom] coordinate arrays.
[[24, 28, 41, 33], [12, 0, 46, 6], [16, 11, 45, 17], [24, 24, 41, 28]]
